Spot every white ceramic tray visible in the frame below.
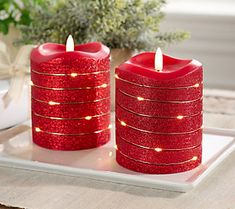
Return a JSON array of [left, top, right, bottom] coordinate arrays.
[[0, 120, 234, 192]]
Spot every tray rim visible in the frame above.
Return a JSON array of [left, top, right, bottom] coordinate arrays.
[[0, 125, 234, 192]]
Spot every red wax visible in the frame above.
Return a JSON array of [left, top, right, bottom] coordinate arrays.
[[30, 42, 110, 150], [115, 52, 203, 174]]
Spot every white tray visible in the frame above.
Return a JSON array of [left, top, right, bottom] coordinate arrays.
[[0, 121, 234, 192]]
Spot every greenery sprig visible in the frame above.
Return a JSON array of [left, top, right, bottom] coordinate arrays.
[[19, 0, 189, 51]]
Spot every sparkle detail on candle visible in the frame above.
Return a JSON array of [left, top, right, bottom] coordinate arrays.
[[114, 144, 118, 150], [109, 151, 113, 157], [101, 83, 108, 88], [176, 115, 184, 120], [48, 101, 60, 105], [66, 34, 74, 52], [120, 121, 127, 126], [155, 47, 163, 71], [154, 147, 162, 152], [70, 73, 78, 77], [192, 156, 198, 161], [35, 127, 41, 132], [108, 124, 112, 129], [137, 96, 144, 101], [30, 81, 34, 86], [194, 83, 200, 88], [85, 116, 92, 120], [115, 74, 119, 79]]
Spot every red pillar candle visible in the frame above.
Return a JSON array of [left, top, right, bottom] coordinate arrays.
[[115, 49, 203, 174], [30, 36, 111, 150]]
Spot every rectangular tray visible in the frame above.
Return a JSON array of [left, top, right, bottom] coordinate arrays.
[[0, 121, 234, 192]]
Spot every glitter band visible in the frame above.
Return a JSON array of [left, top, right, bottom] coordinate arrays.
[[34, 126, 111, 136], [117, 133, 201, 151], [32, 97, 110, 104], [33, 111, 110, 120], [117, 150, 198, 166], [116, 117, 202, 135], [116, 75, 202, 90], [117, 102, 202, 119], [118, 89, 203, 104], [32, 83, 109, 90], [32, 69, 110, 76]]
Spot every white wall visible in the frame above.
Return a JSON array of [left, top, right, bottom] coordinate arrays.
[[161, 0, 235, 89]]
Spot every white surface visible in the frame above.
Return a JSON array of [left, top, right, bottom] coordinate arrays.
[[0, 122, 234, 192], [161, 1, 235, 90], [164, 0, 235, 16], [0, 79, 29, 130]]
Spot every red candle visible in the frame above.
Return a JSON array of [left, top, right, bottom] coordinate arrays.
[[115, 49, 203, 174], [30, 36, 111, 150]]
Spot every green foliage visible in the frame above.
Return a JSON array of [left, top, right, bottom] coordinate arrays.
[[19, 0, 189, 51], [0, 0, 47, 34]]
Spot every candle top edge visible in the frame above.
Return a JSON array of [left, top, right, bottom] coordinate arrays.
[[117, 52, 202, 80], [30, 42, 110, 64]]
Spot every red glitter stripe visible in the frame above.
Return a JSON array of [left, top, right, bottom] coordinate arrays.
[[116, 151, 202, 174], [116, 134, 202, 164], [33, 129, 110, 150], [116, 105, 202, 133], [31, 70, 110, 88], [116, 79, 202, 101]]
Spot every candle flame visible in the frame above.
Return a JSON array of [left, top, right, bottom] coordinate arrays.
[[155, 47, 163, 71], [66, 35, 74, 52]]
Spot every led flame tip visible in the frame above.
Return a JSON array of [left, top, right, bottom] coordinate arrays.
[[155, 47, 163, 72], [66, 35, 74, 52]]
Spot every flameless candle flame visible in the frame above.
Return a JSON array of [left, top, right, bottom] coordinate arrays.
[[155, 47, 163, 72], [66, 35, 74, 52]]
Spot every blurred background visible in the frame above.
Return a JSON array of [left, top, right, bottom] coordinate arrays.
[[162, 0, 235, 89]]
